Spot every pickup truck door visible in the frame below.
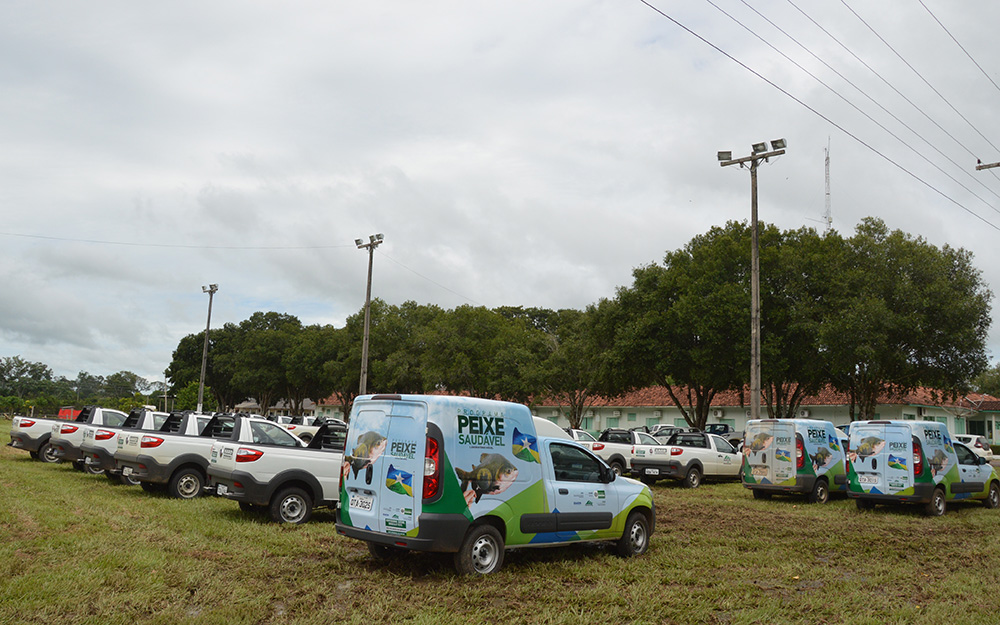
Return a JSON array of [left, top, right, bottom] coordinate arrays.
[[709, 436, 741, 477], [533, 442, 618, 541]]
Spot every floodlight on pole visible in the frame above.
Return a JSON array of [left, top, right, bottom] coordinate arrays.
[[356, 234, 385, 395], [197, 284, 218, 414], [718, 139, 786, 422]]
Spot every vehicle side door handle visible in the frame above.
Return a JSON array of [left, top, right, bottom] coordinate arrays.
[[558, 488, 569, 495]]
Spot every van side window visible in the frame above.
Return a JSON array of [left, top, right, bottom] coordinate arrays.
[[955, 444, 977, 466], [550, 443, 603, 483]]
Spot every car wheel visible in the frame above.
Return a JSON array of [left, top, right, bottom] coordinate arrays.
[[684, 466, 702, 489], [168, 468, 204, 499], [368, 541, 403, 561], [38, 442, 60, 464], [270, 487, 312, 524], [808, 479, 829, 504], [985, 482, 1000, 509], [615, 510, 650, 558], [83, 462, 105, 476], [752, 489, 771, 500], [924, 488, 946, 517], [855, 498, 876, 511], [454, 525, 505, 575], [609, 461, 625, 477]]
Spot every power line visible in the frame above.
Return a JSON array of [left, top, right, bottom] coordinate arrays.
[[0, 231, 354, 250], [378, 250, 484, 306], [919, 0, 1000, 96], [635, 0, 1000, 232]]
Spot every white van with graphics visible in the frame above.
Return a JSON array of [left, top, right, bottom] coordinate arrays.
[[335, 394, 655, 575], [741, 419, 847, 503], [847, 420, 1000, 516]]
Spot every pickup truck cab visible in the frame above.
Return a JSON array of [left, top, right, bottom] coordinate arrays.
[[592, 428, 662, 477], [631, 431, 741, 487], [336, 394, 654, 575], [114, 412, 235, 498], [208, 420, 348, 523], [704, 423, 744, 447], [80, 408, 170, 484], [50, 406, 129, 471]]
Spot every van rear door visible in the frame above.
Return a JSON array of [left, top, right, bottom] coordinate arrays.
[[744, 420, 795, 485], [851, 423, 909, 495], [341, 398, 427, 536]]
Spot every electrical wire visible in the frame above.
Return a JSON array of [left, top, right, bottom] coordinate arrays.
[[0, 231, 354, 250]]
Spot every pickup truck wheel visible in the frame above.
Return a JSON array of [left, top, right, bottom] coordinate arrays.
[[270, 487, 312, 524], [118, 472, 141, 486], [752, 489, 771, 500], [38, 442, 60, 464], [684, 466, 702, 489], [169, 469, 204, 499], [615, 510, 650, 558], [924, 487, 946, 517], [609, 461, 625, 477], [454, 525, 504, 575], [808, 479, 829, 504]]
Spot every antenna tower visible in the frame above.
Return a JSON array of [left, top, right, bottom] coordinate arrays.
[[823, 138, 832, 233]]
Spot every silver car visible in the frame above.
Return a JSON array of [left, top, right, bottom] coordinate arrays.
[[954, 434, 994, 462]]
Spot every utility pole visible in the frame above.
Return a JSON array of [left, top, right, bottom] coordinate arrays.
[[197, 284, 218, 414], [718, 139, 787, 422], [355, 234, 384, 396]]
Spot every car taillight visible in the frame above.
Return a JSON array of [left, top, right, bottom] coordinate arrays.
[[140, 436, 165, 448], [19, 419, 35, 428], [592, 442, 605, 451], [976, 440, 985, 449], [913, 437, 924, 477], [235, 448, 264, 462], [796, 437, 805, 470], [60, 424, 79, 434], [671, 447, 684, 456], [423, 435, 440, 500], [95, 430, 116, 441]]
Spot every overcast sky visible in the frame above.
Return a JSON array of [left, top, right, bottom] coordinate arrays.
[[4, 1, 1000, 384]]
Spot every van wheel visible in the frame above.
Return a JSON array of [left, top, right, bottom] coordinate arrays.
[[38, 442, 60, 464], [609, 461, 624, 477], [168, 468, 204, 499], [615, 511, 649, 558], [808, 479, 829, 504], [985, 482, 1000, 509], [454, 525, 505, 575], [855, 498, 876, 511], [270, 487, 313, 524], [368, 542, 403, 561], [924, 488, 946, 517], [752, 489, 771, 500], [684, 467, 702, 489]]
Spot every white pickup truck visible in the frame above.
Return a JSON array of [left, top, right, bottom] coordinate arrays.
[[591, 428, 662, 476], [49, 406, 130, 472], [9, 413, 76, 463], [630, 431, 742, 488], [80, 408, 170, 484], [114, 412, 236, 498], [208, 419, 348, 524]]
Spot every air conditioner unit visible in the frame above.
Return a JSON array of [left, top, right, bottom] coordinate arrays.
[[653, 410, 662, 418], [613, 410, 622, 418], [712, 409, 725, 418], [799, 409, 811, 418]]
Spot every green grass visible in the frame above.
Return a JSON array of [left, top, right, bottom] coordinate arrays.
[[2, 417, 999, 624]]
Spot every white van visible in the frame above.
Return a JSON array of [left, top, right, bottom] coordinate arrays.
[[741, 419, 847, 503], [335, 394, 655, 574], [847, 420, 1000, 516]]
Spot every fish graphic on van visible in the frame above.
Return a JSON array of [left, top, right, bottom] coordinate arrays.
[[385, 464, 413, 496], [343, 431, 388, 484], [512, 427, 539, 464], [455, 453, 519, 504], [744, 433, 774, 456], [811, 447, 833, 470], [887, 455, 907, 471], [854, 437, 885, 459], [929, 449, 949, 476]]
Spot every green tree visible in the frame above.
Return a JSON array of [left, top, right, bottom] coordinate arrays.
[[0, 356, 54, 398], [540, 307, 611, 429], [284, 325, 339, 416], [232, 312, 302, 413], [175, 381, 218, 411], [972, 363, 1000, 397]]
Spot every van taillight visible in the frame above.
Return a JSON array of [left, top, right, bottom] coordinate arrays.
[[140, 436, 164, 448], [60, 424, 78, 434], [95, 430, 116, 441], [235, 448, 263, 462], [913, 437, 924, 477], [423, 435, 440, 500], [796, 437, 805, 469]]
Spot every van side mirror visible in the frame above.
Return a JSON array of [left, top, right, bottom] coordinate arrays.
[[980, 456, 990, 466], [602, 466, 616, 483]]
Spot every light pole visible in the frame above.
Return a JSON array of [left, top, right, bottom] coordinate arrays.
[[355, 234, 384, 395], [718, 139, 786, 421], [197, 284, 218, 414]]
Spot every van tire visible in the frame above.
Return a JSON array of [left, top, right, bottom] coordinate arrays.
[[684, 466, 702, 489], [808, 479, 829, 504], [924, 488, 946, 517], [270, 487, 313, 524], [455, 525, 505, 575], [168, 468, 204, 499], [986, 482, 1000, 509], [855, 498, 876, 511], [368, 542, 403, 561], [752, 489, 771, 500], [615, 510, 650, 558]]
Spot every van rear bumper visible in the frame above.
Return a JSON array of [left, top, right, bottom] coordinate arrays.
[[847, 482, 936, 503], [336, 513, 471, 553]]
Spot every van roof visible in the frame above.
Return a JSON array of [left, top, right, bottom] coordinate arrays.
[[533, 417, 571, 440]]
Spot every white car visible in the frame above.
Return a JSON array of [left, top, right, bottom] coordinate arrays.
[[954, 435, 994, 462], [565, 429, 597, 450]]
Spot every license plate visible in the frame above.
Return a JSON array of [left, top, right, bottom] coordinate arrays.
[[122, 467, 132, 477], [644, 468, 660, 475], [349, 493, 374, 511], [859, 474, 878, 485], [217, 484, 229, 496], [752, 466, 769, 476]]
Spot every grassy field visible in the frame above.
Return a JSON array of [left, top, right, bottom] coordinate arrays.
[[2, 418, 999, 625]]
